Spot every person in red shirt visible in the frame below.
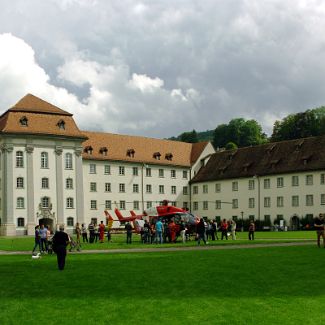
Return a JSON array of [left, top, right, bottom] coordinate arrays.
[[220, 219, 228, 240], [99, 220, 105, 243], [168, 219, 177, 243]]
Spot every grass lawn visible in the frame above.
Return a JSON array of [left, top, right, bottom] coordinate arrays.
[[0, 245, 324, 325], [0, 231, 315, 252]]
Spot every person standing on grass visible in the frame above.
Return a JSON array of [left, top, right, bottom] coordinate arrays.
[[314, 213, 325, 248], [196, 218, 207, 245], [221, 219, 228, 240], [231, 220, 237, 240], [155, 219, 163, 244], [99, 220, 105, 243], [81, 223, 88, 243], [32, 225, 42, 254], [248, 220, 255, 240], [125, 221, 133, 244], [40, 224, 48, 253], [52, 225, 70, 271], [75, 223, 81, 251]]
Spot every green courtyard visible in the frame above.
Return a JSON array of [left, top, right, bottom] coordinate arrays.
[[0, 232, 323, 324]]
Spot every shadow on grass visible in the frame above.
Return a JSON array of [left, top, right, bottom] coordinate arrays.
[[1, 245, 324, 300]]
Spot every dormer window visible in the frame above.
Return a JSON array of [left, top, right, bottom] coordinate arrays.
[[127, 149, 135, 158], [267, 144, 276, 155], [99, 147, 108, 156], [243, 162, 252, 172], [153, 152, 161, 160], [270, 159, 280, 168], [302, 155, 311, 165], [219, 166, 227, 175], [84, 146, 93, 155], [57, 120, 65, 130], [165, 153, 173, 161], [228, 151, 237, 161], [19, 116, 28, 127]]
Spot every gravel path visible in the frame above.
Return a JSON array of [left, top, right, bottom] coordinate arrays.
[[0, 241, 315, 256]]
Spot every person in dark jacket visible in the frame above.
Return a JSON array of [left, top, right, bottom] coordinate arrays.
[[196, 218, 207, 245], [52, 225, 70, 270]]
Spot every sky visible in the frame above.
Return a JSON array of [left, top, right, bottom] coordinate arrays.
[[1, 0, 325, 139]]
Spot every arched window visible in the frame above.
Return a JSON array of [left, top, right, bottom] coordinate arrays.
[[17, 197, 25, 209], [41, 152, 49, 168], [41, 197, 50, 208], [17, 217, 25, 227], [66, 197, 74, 209], [17, 177, 24, 188], [67, 217, 74, 226], [65, 153, 73, 169], [16, 151, 24, 168]]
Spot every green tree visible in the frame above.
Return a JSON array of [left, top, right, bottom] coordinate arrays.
[[179, 129, 198, 143], [213, 118, 266, 148], [225, 142, 238, 150]]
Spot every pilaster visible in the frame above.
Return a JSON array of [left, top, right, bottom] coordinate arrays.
[[75, 147, 85, 224], [55, 146, 64, 225]]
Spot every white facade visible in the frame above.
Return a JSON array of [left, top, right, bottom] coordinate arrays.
[[191, 170, 325, 227]]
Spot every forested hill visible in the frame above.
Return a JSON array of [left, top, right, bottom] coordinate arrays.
[[167, 106, 325, 149]]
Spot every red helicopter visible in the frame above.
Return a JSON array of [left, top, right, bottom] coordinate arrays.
[[106, 200, 199, 235]]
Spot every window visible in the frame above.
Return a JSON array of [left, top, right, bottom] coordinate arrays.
[[105, 200, 112, 210], [159, 169, 164, 178], [193, 202, 198, 210], [119, 183, 125, 193], [146, 201, 152, 209], [232, 199, 238, 209], [292, 196, 299, 207], [133, 167, 138, 176], [171, 170, 176, 178], [41, 152, 49, 168], [264, 197, 271, 208], [105, 183, 111, 192], [66, 178, 73, 189], [203, 201, 208, 210], [264, 215, 271, 224], [321, 194, 325, 205], [215, 183, 221, 192], [57, 120, 66, 130], [133, 201, 139, 210], [19, 117, 28, 126], [119, 201, 126, 210], [306, 175, 313, 186], [171, 186, 177, 194], [183, 171, 188, 179], [90, 182, 97, 192], [146, 168, 151, 177], [90, 200, 97, 209], [66, 197, 74, 208], [91, 218, 97, 225], [248, 180, 255, 190], [183, 202, 188, 209], [183, 186, 188, 195], [133, 184, 139, 193], [89, 164, 96, 174], [159, 185, 165, 194], [215, 200, 221, 209], [232, 181, 238, 191], [17, 197, 24, 209], [264, 179, 270, 189], [16, 151, 24, 168], [277, 177, 284, 188], [17, 177, 24, 189], [203, 185, 208, 194], [249, 198, 255, 208], [104, 165, 111, 175], [306, 195, 313, 206], [119, 166, 125, 175], [193, 186, 198, 194], [321, 174, 325, 185], [277, 196, 284, 207], [65, 153, 73, 169], [146, 184, 152, 193], [67, 217, 74, 226], [42, 178, 49, 189], [41, 197, 50, 208], [17, 217, 25, 227], [292, 175, 299, 186]]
